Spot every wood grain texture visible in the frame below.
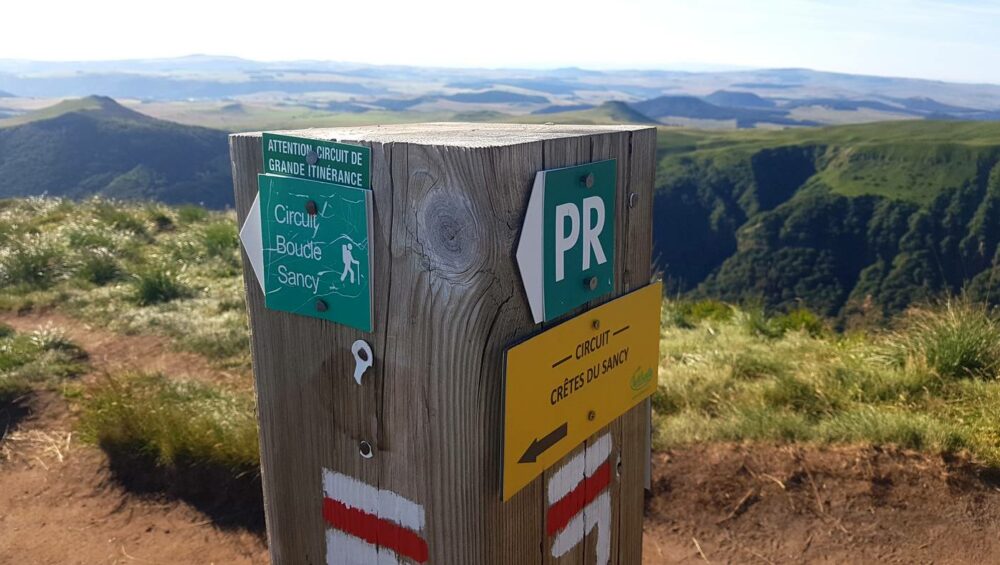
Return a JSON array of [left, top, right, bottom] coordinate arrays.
[[231, 124, 656, 565], [616, 128, 658, 565]]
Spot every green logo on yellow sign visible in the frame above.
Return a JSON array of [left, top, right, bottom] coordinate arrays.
[[630, 367, 654, 392]]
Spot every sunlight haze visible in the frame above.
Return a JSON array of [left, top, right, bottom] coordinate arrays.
[[1, 0, 998, 83]]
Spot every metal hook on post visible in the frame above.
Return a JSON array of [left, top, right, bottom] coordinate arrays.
[[351, 339, 373, 385]]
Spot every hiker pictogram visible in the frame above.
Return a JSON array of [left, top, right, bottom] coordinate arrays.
[[341, 243, 360, 284]]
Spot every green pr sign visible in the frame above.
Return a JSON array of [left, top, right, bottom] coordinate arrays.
[[516, 159, 617, 323], [263, 133, 371, 189], [259, 174, 373, 332]]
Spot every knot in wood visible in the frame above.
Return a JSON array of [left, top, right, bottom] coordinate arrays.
[[419, 192, 480, 276]]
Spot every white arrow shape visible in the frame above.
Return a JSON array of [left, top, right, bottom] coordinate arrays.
[[238, 192, 265, 292], [547, 433, 613, 565], [516, 171, 546, 323], [551, 491, 611, 565]]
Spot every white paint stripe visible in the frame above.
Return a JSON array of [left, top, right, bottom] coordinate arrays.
[[546, 433, 612, 504], [549, 491, 612, 565], [322, 468, 425, 531], [326, 528, 395, 565], [550, 508, 586, 558], [547, 447, 586, 504], [586, 491, 612, 565], [585, 433, 612, 477], [324, 469, 378, 517], [377, 487, 425, 532]]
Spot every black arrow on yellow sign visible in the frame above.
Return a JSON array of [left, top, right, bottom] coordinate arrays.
[[518, 422, 568, 464]]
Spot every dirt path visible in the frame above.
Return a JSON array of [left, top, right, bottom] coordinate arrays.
[[0, 311, 266, 564], [0, 389, 267, 565], [0, 311, 247, 388], [5, 312, 1000, 563], [643, 444, 1000, 564]]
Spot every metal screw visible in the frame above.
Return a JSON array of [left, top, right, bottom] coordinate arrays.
[[359, 440, 374, 459], [581, 172, 595, 189], [306, 150, 319, 166], [305, 200, 318, 215], [315, 299, 328, 312], [628, 192, 638, 208], [585, 276, 599, 291], [587, 410, 597, 421], [592, 319, 601, 330]]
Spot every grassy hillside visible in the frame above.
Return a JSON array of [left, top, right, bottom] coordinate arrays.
[[656, 298, 1000, 466], [655, 121, 1000, 320], [0, 196, 258, 509], [510, 101, 658, 125], [0, 96, 232, 207], [125, 99, 457, 132], [0, 198, 248, 367], [0, 96, 147, 128], [633, 95, 812, 127], [2, 195, 1000, 527], [4, 97, 997, 321], [4, 196, 1000, 492]]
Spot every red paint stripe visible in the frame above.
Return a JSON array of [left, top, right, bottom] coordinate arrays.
[[323, 497, 429, 563], [546, 461, 612, 536]]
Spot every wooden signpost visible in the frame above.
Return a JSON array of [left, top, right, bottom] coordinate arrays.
[[231, 123, 657, 564]]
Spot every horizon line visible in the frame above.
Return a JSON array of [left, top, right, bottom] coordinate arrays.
[[1, 54, 998, 88]]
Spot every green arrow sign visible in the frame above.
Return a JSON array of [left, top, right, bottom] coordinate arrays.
[[259, 174, 373, 332], [516, 160, 616, 322], [263, 133, 371, 189]]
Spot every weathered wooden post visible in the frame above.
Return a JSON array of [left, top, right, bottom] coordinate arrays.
[[231, 123, 658, 564]]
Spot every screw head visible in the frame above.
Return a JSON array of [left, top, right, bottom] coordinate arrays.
[[581, 172, 595, 189], [305, 200, 318, 215], [585, 276, 599, 291], [315, 299, 328, 312], [592, 319, 601, 330], [628, 192, 638, 208], [306, 150, 319, 166], [587, 410, 597, 421], [359, 440, 374, 459]]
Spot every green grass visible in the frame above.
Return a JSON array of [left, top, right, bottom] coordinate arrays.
[[79, 372, 259, 474], [7, 195, 1000, 480], [0, 197, 251, 369], [888, 300, 1000, 380], [0, 197, 255, 483], [655, 299, 1000, 465], [131, 267, 190, 306], [0, 323, 88, 403]]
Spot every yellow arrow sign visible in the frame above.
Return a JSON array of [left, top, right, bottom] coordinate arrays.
[[502, 282, 662, 501]]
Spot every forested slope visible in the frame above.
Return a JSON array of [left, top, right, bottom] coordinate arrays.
[[0, 96, 232, 208], [654, 122, 1000, 320]]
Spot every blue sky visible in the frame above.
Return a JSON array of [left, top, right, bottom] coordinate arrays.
[[1, 0, 998, 83]]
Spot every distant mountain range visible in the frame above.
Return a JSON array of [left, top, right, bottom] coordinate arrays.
[[2, 56, 1000, 129], [524, 91, 1000, 129], [0, 96, 232, 207], [1, 91, 999, 317]]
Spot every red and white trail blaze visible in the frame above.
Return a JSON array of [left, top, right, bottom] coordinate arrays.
[[546, 433, 614, 564], [322, 468, 429, 565]]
